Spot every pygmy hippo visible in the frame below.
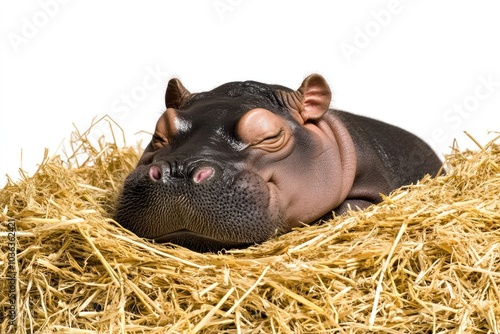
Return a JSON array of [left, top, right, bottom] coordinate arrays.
[[115, 74, 442, 252]]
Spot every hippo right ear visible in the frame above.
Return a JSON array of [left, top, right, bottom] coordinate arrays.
[[165, 78, 191, 109]]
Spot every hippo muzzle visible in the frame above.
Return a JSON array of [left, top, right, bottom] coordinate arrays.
[[116, 160, 283, 252], [116, 73, 443, 252]]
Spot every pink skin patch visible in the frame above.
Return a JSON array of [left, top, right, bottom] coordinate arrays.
[[193, 167, 214, 184], [149, 165, 162, 181]]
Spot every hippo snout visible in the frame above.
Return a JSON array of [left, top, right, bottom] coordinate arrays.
[[147, 161, 217, 184], [116, 159, 284, 252]]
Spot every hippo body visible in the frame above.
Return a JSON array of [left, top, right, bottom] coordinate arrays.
[[332, 110, 443, 214], [116, 74, 442, 252]]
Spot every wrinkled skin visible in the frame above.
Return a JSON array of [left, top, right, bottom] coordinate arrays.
[[115, 74, 443, 252]]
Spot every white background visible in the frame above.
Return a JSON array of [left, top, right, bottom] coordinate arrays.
[[1, 0, 500, 187]]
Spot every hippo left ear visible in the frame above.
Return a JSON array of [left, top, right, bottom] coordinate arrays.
[[276, 74, 332, 123], [297, 74, 332, 121], [165, 78, 191, 109]]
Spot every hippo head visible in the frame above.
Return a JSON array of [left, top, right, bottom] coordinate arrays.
[[115, 74, 355, 252]]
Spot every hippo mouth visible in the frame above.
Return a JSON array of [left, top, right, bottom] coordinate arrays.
[[154, 229, 253, 252]]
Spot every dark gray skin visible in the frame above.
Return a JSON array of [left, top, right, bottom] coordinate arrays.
[[115, 74, 443, 252]]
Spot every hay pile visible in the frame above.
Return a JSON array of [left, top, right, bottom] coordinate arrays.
[[1, 121, 500, 333]]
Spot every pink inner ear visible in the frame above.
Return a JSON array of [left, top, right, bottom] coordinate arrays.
[[302, 88, 331, 121], [299, 74, 332, 121]]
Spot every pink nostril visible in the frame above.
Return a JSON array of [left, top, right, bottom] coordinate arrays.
[[193, 167, 214, 184], [149, 165, 162, 181]]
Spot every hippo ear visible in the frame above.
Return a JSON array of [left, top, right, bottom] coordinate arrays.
[[165, 78, 191, 109], [296, 74, 332, 121]]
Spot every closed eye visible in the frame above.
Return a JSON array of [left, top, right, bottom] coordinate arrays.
[[260, 129, 283, 143], [236, 108, 291, 152], [152, 131, 169, 149]]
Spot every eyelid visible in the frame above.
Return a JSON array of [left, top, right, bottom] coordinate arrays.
[[153, 131, 168, 142], [252, 128, 290, 153], [257, 128, 283, 144], [151, 131, 170, 150]]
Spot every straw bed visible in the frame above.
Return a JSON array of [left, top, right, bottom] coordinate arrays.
[[1, 121, 499, 333]]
